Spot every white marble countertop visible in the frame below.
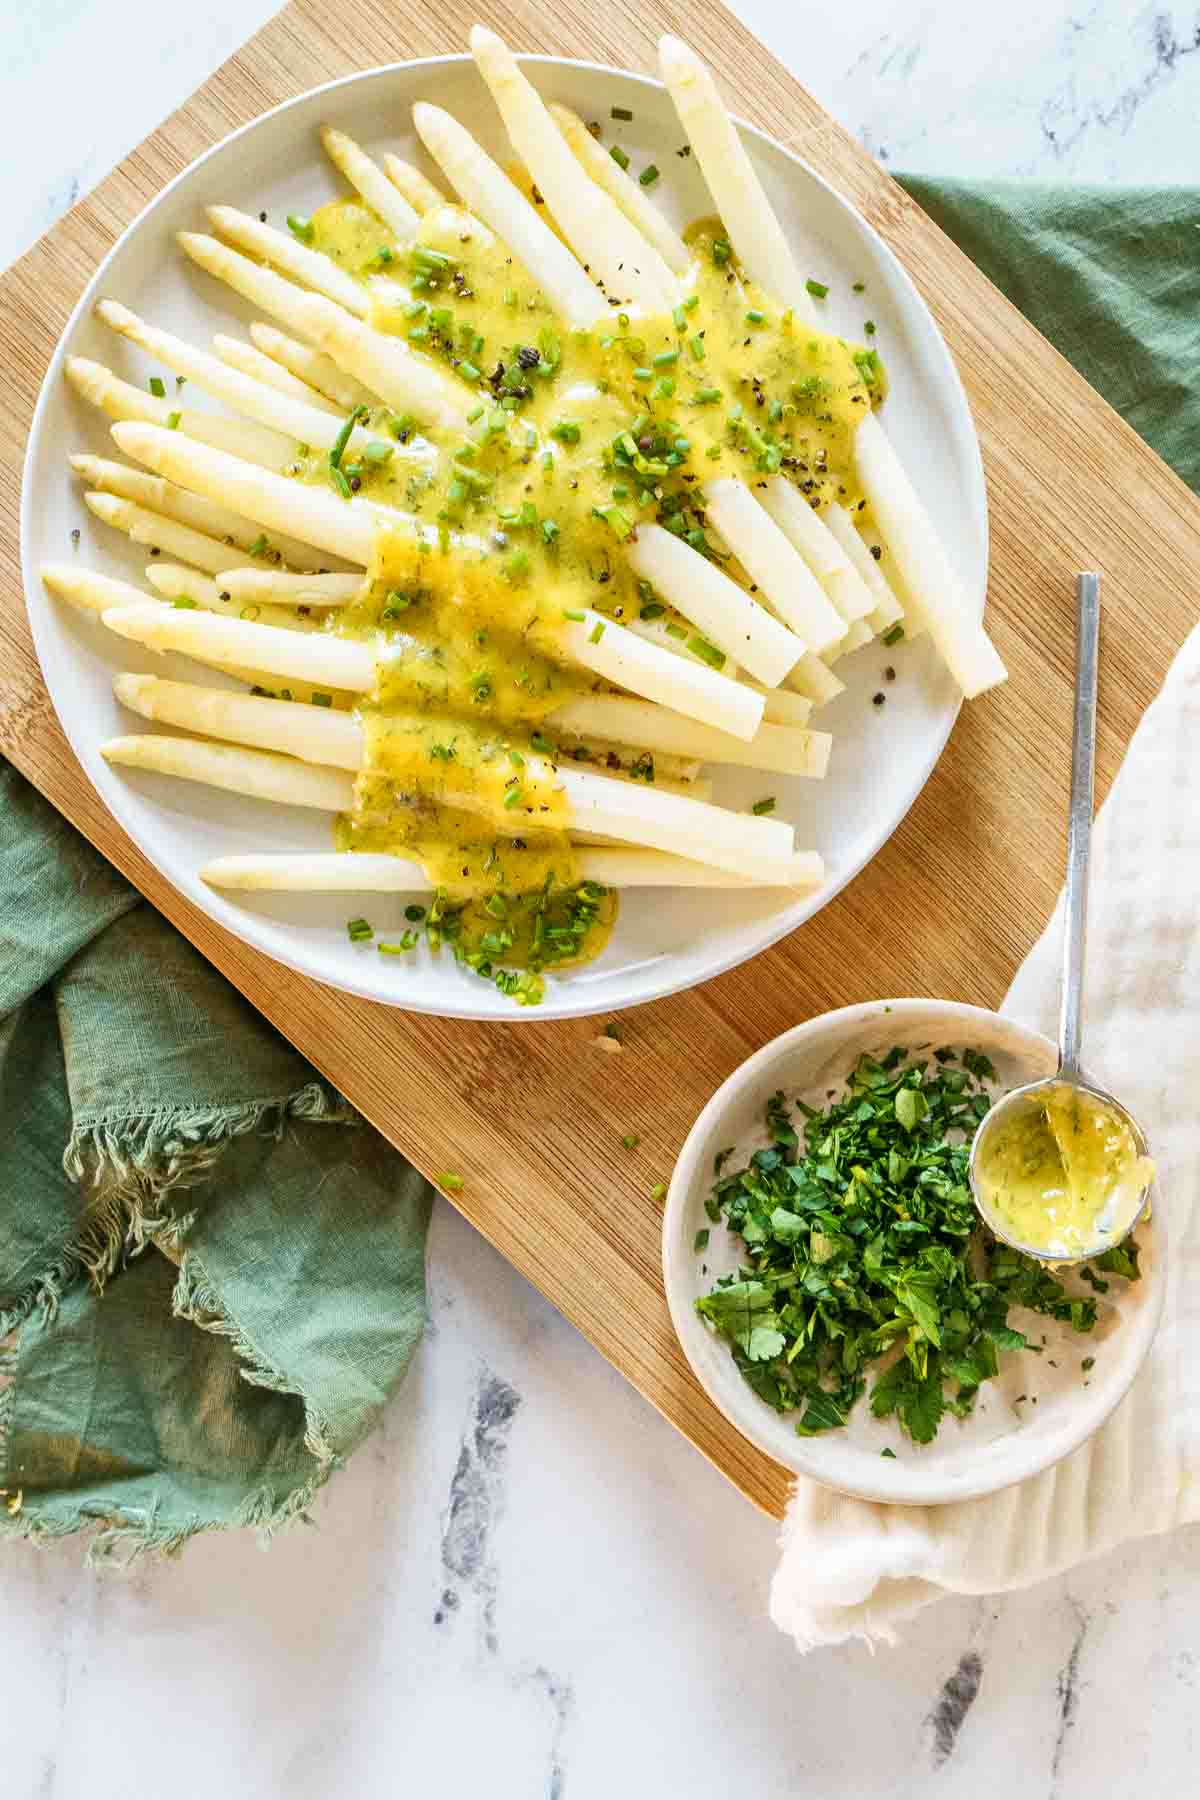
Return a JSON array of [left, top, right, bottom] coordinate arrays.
[[3, 3, 1199, 1795]]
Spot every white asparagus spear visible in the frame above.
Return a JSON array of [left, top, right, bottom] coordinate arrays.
[[470, 27, 678, 312], [548, 102, 691, 277], [116, 672, 363, 764], [145, 562, 281, 618], [319, 126, 420, 239], [200, 847, 823, 893], [853, 413, 1004, 696], [85, 492, 246, 578], [823, 498, 909, 635], [383, 154, 449, 215], [113, 672, 798, 881], [249, 321, 376, 412], [552, 695, 831, 777], [701, 478, 846, 653], [111, 421, 381, 564], [659, 35, 812, 315], [103, 602, 373, 690], [96, 299, 389, 458], [70, 453, 337, 574], [758, 479, 875, 624], [180, 233, 386, 398], [216, 569, 363, 607], [213, 333, 344, 415], [551, 609, 762, 740], [43, 564, 165, 618], [102, 734, 355, 811], [624, 523, 803, 687], [739, 680, 812, 727], [786, 654, 845, 707], [66, 355, 296, 474], [283, 289, 472, 429], [412, 104, 609, 329], [207, 205, 369, 317]]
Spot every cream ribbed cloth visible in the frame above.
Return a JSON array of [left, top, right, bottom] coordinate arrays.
[[771, 629, 1200, 1651]]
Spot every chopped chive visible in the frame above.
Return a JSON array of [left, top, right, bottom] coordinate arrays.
[[378, 931, 420, 954], [438, 1171, 464, 1192], [504, 287, 518, 307], [550, 420, 581, 444], [694, 1229, 710, 1252], [688, 335, 706, 363], [609, 145, 630, 171], [693, 386, 721, 405], [588, 619, 605, 644], [562, 608, 586, 622], [638, 600, 665, 620], [666, 621, 687, 640], [752, 795, 776, 815], [638, 163, 660, 187], [805, 277, 829, 299], [882, 623, 905, 646], [148, 376, 165, 398], [503, 785, 524, 809], [712, 239, 731, 265], [346, 917, 374, 942], [286, 213, 314, 244], [688, 634, 726, 670], [682, 293, 699, 312], [653, 376, 675, 399], [364, 439, 394, 465], [405, 903, 426, 922], [171, 596, 197, 609], [467, 403, 485, 423], [404, 299, 427, 319], [166, 411, 181, 429], [852, 280, 865, 293], [650, 1182, 666, 1202], [672, 304, 687, 330], [745, 308, 765, 325], [864, 320, 877, 336], [311, 692, 333, 707], [329, 403, 366, 471], [652, 348, 679, 368], [330, 465, 352, 499], [541, 518, 559, 545], [611, 105, 633, 121], [622, 1133, 640, 1149]]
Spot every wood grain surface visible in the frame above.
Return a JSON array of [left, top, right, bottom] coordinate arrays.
[[2, 0, 1198, 1518]]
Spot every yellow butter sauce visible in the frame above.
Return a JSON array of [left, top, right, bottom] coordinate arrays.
[[290, 188, 883, 998], [974, 1083, 1154, 1259]]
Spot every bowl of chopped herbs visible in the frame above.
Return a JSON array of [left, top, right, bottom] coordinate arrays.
[[663, 1000, 1165, 1503]]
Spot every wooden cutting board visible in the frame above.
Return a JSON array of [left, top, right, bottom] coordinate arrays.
[[2, 0, 1197, 1519]]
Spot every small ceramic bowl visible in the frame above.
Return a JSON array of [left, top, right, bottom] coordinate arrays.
[[663, 999, 1166, 1505]]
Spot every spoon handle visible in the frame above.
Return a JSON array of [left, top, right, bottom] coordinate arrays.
[[1059, 571, 1101, 1079]]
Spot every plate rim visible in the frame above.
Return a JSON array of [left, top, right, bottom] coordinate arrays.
[[662, 997, 1166, 1504], [21, 52, 988, 1023]]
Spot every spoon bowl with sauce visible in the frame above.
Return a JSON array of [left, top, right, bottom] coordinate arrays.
[[969, 574, 1155, 1263]]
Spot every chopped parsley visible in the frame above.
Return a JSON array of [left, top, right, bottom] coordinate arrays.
[[696, 1050, 1139, 1443]]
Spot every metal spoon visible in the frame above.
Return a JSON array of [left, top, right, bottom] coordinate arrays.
[[968, 572, 1153, 1264]]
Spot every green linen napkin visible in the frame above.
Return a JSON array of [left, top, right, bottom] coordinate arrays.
[[897, 180, 1200, 490], [0, 765, 431, 1556], [3, 179, 1196, 1559]]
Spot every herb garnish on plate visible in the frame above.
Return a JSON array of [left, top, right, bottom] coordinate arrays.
[[696, 1049, 1139, 1443]]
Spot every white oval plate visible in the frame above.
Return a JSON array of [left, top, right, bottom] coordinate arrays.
[[663, 1001, 1165, 1505], [22, 55, 988, 1021]]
